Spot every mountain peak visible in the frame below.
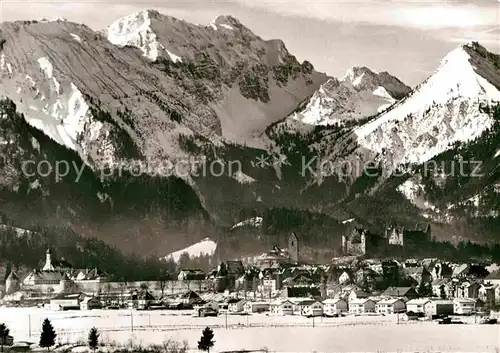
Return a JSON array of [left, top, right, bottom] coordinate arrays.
[[106, 9, 164, 60], [354, 41, 500, 168], [343, 66, 376, 86], [207, 14, 243, 31]]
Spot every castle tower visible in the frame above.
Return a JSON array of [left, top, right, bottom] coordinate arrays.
[[5, 271, 20, 295], [59, 273, 72, 293], [42, 248, 55, 271], [288, 232, 299, 263]]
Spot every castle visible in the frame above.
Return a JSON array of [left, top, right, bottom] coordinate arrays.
[[341, 223, 432, 256], [385, 222, 432, 248]]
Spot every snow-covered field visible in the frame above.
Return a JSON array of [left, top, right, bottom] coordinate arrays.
[[0, 308, 498, 352]]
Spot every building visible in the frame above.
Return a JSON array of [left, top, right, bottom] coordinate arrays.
[[376, 298, 406, 314], [432, 278, 453, 299], [347, 288, 369, 302], [179, 290, 202, 305], [21, 249, 106, 295], [484, 270, 500, 287], [288, 232, 299, 263], [384, 223, 432, 250], [5, 271, 20, 295], [131, 290, 156, 310], [341, 228, 370, 256], [427, 299, 454, 317], [454, 280, 481, 299], [270, 300, 294, 316], [80, 296, 101, 310], [406, 299, 431, 314], [261, 272, 281, 293], [381, 287, 419, 300], [177, 269, 205, 281], [453, 298, 476, 315], [50, 292, 86, 310], [299, 300, 323, 317], [243, 301, 270, 313], [349, 299, 376, 314], [478, 283, 497, 306], [227, 298, 245, 313], [403, 267, 432, 286], [322, 298, 348, 316]]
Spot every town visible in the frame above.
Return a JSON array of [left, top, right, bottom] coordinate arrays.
[[1, 225, 499, 325]]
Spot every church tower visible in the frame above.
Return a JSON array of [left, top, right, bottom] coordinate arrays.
[[288, 232, 299, 263], [43, 248, 55, 271]]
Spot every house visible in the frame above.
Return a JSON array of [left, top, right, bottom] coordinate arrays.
[[261, 272, 281, 292], [432, 278, 453, 299], [453, 298, 476, 315], [347, 289, 369, 302], [80, 296, 101, 310], [478, 283, 497, 306], [406, 299, 431, 314], [129, 290, 156, 310], [426, 299, 454, 317], [243, 301, 270, 313], [177, 269, 205, 281], [257, 246, 292, 270], [297, 300, 324, 317], [193, 301, 219, 316], [403, 267, 432, 286], [322, 298, 348, 316], [270, 299, 294, 316], [326, 267, 353, 285], [381, 287, 419, 300], [349, 299, 376, 314], [422, 259, 453, 280], [485, 270, 500, 286], [50, 292, 85, 310], [376, 298, 406, 314], [280, 286, 320, 298], [227, 298, 245, 313], [179, 290, 202, 305], [453, 280, 481, 299], [284, 273, 314, 287]]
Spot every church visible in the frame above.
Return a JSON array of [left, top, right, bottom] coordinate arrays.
[[256, 232, 300, 269], [20, 248, 108, 296]]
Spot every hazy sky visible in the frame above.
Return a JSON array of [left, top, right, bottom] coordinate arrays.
[[1, 0, 498, 86]]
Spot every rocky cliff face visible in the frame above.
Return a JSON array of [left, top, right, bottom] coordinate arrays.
[[288, 66, 411, 126]]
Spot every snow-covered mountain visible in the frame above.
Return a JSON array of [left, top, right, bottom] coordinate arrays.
[[289, 66, 411, 126], [0, 10, 326, 173], [354, 42, 500, 170], [0, 7, 499, 255]]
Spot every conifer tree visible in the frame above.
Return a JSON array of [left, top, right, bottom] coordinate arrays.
[[197, 326, 215, 352], [39, 318, 56, 351], [0, 323, 10, 352], [88, 327, 99, 352]]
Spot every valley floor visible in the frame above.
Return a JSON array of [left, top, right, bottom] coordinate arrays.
[[0, 308, 498, 352]]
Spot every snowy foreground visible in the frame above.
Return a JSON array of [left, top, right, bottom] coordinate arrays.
[[0, 308, 498, 352]]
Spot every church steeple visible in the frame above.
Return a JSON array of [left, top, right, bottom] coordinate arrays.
[[42, 247, 55, 271]]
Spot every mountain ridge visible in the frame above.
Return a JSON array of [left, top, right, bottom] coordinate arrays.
[[0, 9, 498, 257]]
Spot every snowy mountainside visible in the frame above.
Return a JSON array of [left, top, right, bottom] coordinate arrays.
[[0, 10, 326, 173], [288, 66, 411, 126], [162, 237, 217, 263], [104, 9, 327, 146], [354, 42, 500, 170]]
